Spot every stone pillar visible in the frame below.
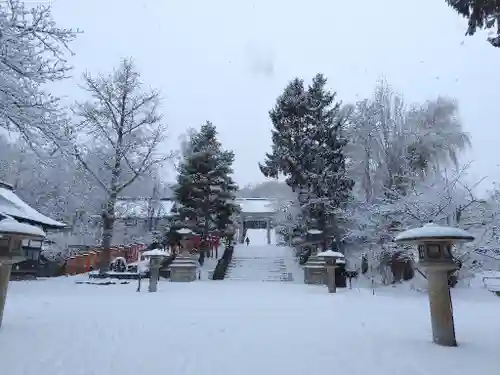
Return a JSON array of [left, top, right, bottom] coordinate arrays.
[[266, 217, 271, 244], [0, 264, 12, 328], [148, 256, 162, 293], [325, 264, 337, 293], [426, 268, 457, 346]]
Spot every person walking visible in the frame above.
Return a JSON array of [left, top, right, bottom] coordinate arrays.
[[245, 237, 250, 246]]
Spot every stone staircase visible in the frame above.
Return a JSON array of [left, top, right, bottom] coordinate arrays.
[[225, 256, 294, 282]]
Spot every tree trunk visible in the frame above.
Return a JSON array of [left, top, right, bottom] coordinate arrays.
[[319, 212, 327, 251], [362, 138, 373, 202], [328, 213, 342, 253], [203, 214, 210, 258], [98, 193, 118, 273]]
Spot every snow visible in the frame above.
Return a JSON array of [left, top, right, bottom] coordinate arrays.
[[114, 198, 174, 219], [1, 272, 500, 375], [270, 229, 277, 245], [317, 250, 344, 258], [0, 187, 65, 228], [0, 215, 46, 238], [395, 223, 475, 243], [307, 229, 323, 234], [235, 198, 276, 213], [142, 249, 169, 257], [105, 271, 139, 276], [245, 228, 269, 246]]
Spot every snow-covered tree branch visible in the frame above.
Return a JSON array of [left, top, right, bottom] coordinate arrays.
[[63, 58, 173, 272], [0, 0, 80, 145]]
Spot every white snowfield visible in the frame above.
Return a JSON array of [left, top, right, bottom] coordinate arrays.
[[1, 246, 500, 375]]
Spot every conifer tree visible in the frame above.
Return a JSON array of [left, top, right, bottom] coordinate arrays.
[[174, 121, 238, 254], [301, 74, 354, 249], [445, 0, 500, 47], [260, 74, 354, 249]]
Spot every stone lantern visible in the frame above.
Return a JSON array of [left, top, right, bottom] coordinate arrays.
[[177, 228, 193, 256], [395, 222, 474, 347], [142, 249, 168, 292], [317, 250, 344, 293], [0, 215, 45, 328]]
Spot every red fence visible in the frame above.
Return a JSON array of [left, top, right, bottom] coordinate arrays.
[[65, 243, 147, 275]]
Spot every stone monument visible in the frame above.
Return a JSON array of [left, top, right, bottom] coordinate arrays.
[[395, 222, 474, 347], [317, 250, 344, 293]]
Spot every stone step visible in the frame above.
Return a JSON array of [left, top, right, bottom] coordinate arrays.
[[225, 255, 293, 282]]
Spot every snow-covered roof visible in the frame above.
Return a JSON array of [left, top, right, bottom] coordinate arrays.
[[395, 223, 475, 243], [115, 198, 174, 219], [236, 198, 276, 214], [0, 215, 46, 238], [0, 185, 65, 228]]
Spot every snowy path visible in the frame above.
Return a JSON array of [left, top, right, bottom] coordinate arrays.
[[1, 278, 500, 375], [226, 243, 301, 282], [245, 228, 270, 245]]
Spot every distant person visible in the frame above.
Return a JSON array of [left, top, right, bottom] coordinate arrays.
[[245, 237, 250, 246]]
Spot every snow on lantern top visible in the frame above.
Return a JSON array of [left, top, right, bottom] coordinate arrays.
[[177, 228, 193, 235], [307, 229, 323, 235], [142, 249, 169, 257], [395, 222, 474, 244], [0, 215, 45, 239], [317, 250, 344, 258]]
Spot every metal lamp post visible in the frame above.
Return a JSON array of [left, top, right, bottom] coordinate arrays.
[[0, 215, 45, 328], [395, 222, 474, 347], [317, 250, 344, 293]]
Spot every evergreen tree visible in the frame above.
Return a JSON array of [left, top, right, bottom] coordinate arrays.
[[174, 121, 238, 252], [301, 74, 354, 248], [446, 0, 500, 47], [260, 74, 354, 249], [259, 78, 309, 188]]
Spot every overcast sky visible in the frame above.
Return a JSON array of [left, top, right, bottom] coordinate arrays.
[[49, 0, 500, 194]]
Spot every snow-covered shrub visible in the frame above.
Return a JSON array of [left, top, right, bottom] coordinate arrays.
[[110, 257, 127, 272]]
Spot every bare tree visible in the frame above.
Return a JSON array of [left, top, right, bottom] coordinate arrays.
[[0, 0, 80, 145], [66, 59, 173, 272], [346, 80, 470, 201]]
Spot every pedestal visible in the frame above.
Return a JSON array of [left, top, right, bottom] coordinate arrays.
[[425, 266, 457, 347], [303, 256, 326, 284], [170, 263, 197, 282], [304, 265, 326, 284], [325, 265, 337, 293], [0, 264, 12, 328]]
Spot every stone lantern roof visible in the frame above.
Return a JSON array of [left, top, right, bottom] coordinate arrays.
[[395, 222, 474, 244]]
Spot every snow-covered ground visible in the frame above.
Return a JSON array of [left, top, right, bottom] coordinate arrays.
[[245, 228, 269, 245], [1, 249, 500, 375]]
